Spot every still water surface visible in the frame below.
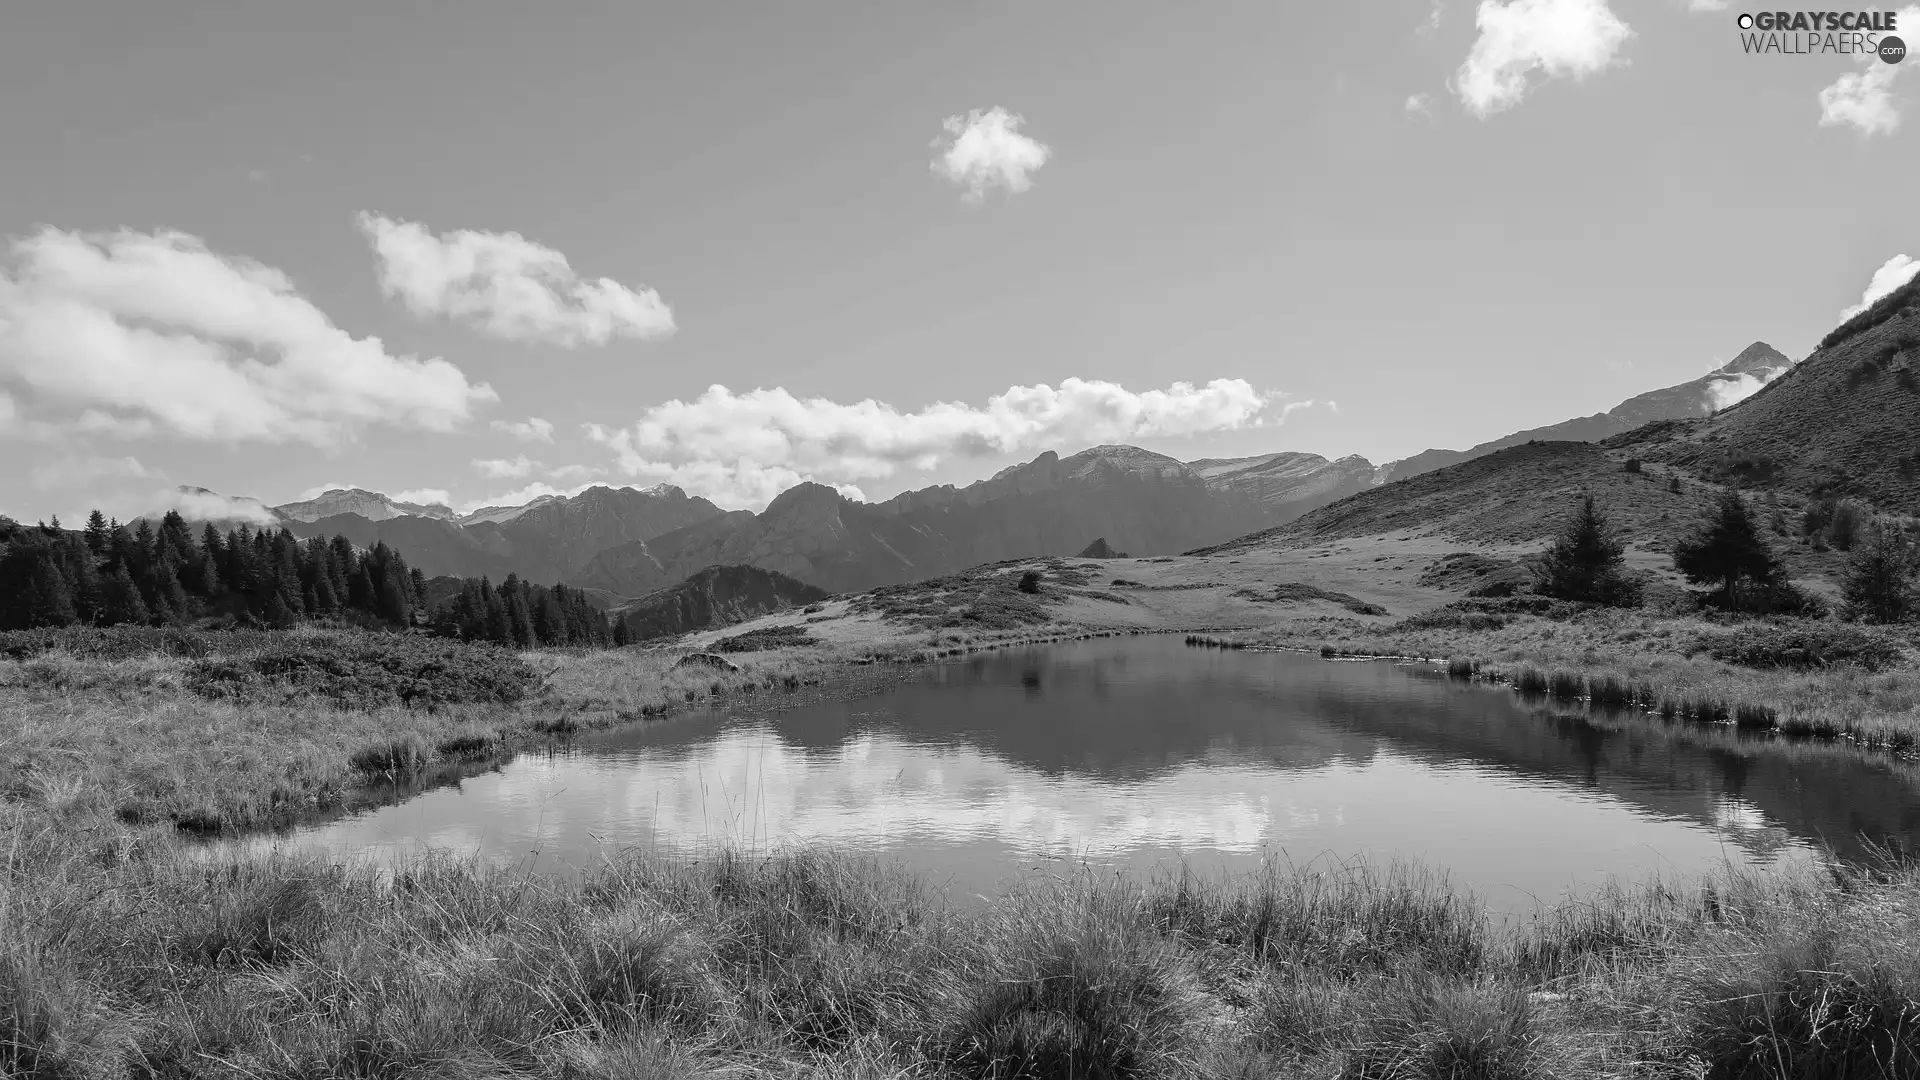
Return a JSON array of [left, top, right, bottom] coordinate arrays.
[[245, 635, 1920, 912]]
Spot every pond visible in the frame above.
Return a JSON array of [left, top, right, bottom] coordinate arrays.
[[234, 634, 1920, 913]]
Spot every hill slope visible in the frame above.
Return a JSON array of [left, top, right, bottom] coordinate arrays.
[[1614, 287, 1920, 511], [1380, 342, 1793, 483], [613, 565, 828, 641], [1195, 441, 1701, 553]]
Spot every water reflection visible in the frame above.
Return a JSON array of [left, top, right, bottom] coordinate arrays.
[[238, 636, 1920, 911]]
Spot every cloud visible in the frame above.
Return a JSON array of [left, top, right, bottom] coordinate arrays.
[[30, 454, 154, 491], [584, 377, 1291, 509], [0, 390, 13, 430], [1454, 0, 1633, 116], [358, 213, 675, 347], [1420, 0, 1445, 33], [473, 455, 536, 480], [491, 416, 555, 442], [544, 463, 603, 483], [1705, 373, 1767, 411], [1405, 92, 1436, 119], [930, 107, 1052, 204], [453, 479, 599, 516], [158, 487, 280, 526], [1817, 12, 1920, 136], [392, 488, 452, 507], [0, 226, 495, 444], [1839, 254, 1920, 320]]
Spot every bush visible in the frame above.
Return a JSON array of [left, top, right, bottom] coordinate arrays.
[[1623, 458, 1642, 473], [181, 631, 539, 709], [1843, 524, 1918, 624], [1694, 622, 1907, 672], [712, 625, 817, 652], [0, 625, 218, 661], [1017, 570, 1043, 594]]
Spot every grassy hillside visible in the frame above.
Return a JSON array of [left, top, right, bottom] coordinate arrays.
[[1618, 279, 1920, 511], [613, 564, 828, 641], [1194, 441, 1701, 552]]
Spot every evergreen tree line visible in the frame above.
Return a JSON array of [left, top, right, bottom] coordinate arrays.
[[424, 573, 612, 649], [0, 510, 423, 631], [1538, 489, 1919, 622]]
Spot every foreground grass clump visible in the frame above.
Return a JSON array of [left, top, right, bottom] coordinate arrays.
[[6, 828, 1920, 1078]]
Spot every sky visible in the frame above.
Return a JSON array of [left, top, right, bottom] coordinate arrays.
[[2, 0, 1918, 523]]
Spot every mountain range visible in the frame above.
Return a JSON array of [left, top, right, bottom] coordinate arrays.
[[159, 336, 1826, 600]]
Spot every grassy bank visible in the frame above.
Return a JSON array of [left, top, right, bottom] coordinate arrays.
[[1205, 605, 1920, 759]]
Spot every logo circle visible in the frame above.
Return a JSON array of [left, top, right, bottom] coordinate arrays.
[[1881, 35, 1907, 64], [1737, 12, 1754, 29]]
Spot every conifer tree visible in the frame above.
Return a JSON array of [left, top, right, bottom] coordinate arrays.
[[1673, 488, 1784, 611], [1536, 495, 1635, 605], [1842, 523, 1917, 624], [84, 510, 109, 553], [100, 565, 149, 626], [21, 552, 78, 627]]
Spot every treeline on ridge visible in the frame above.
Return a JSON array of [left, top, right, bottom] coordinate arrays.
[[0, 511, 612, 647], [0, 511, 420, 631]]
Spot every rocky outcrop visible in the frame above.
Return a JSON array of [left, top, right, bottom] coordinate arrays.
[[1076, 538, 1128, 559]]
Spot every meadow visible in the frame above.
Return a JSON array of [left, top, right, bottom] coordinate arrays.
[[4, 619, 1920, 1078]]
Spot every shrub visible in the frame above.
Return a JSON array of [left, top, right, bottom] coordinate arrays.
[[182, 631, 539, 709], [1669, 475, 1683, 494], [1831, 500, 1866, 551], [1017, 570, 1043, 594], [1623, 458, 1642, 473], [1695, 622, 1907, 672], [1842, 524, 1918, 624], [712, 625, 817, 652]]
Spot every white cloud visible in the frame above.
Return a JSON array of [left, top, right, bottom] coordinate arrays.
[[158, 487, 280, 526], [584, 377, 1290, 509], [1705, 373, 1766, 411], [473, 455, 536, 480], [1454, 0, 1633, 116], [1839, 254, 1920, 320], [930, 107, 1052, 204], [31, 454, 154, 490], [453, 479, 599, 516], [392, 487, 452, 507], [544, 463, 603, 483], [491, 416, 555, 442], [1405, 92, 1436, 119], [1420, 0, 1446, 33], [0, 227, 495, 444], [358, 213, 675, 347], [1818, 12, 1919, 136]]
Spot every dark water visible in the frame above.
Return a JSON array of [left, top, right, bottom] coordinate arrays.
[[236, 635, 1920, 911]]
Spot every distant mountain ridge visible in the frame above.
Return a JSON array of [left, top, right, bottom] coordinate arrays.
[[1378, 342, 1794, 484], [565, 445, 1375, 596], [273, 488, 458, 523]]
